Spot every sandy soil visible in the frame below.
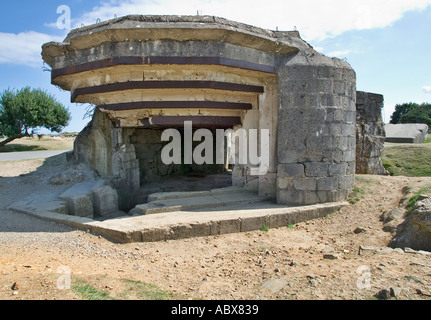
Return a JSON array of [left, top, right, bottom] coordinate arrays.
[[1, 154, 431, 301]]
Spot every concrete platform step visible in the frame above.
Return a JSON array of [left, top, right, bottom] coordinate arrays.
[[8, 193, 68, 216], [147, 186, 244, 202], [135, 173, 232, 204], [59, 180, 119, 218], [130, 187, 268, 215], [10, 197, 348, 244]]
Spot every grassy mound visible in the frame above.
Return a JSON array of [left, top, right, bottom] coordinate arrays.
[[382, 140, 431, 177]]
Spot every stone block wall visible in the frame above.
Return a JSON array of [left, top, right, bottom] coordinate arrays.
[[43, 15, 361, 208], [355, 91, 386, 175], [72, 109, 140, 211], [276, 51, 357, 205]]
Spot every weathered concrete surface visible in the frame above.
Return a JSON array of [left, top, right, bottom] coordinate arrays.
[[72, 109, 140, 211], [129, 187, 269, 215], [42, 15, 356, 209], [8, 186, 121, 223], [9, 193, 68, 216], [385, 124, 429, 144], [42, 15, 303, 67], [9, 194, 347, 243], [276, 51, 356, 205], [91, 183, 120, 217], [147, 186, 243, 202], [49, 167, 96, 185], [356, 91, 386, 175]]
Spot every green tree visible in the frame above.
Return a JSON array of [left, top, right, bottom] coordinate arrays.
[[0, 87, 71, 147], [400, 103, 431, 129], [390, 102, 419, 124]]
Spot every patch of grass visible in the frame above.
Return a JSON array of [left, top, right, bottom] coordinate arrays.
[[400, 185, 414, 204], [287, 224, 295, 229], [424, 136, 431, 144], [348, 187, 365, 204], [406, 185, 431, 214], [120, 279, 174, 300], [382, 158, 395, 176], [72, 280, 113, 300], [260, 226, 270, 232], [382, 144, 431, 177], [0, 144, 47, 152], [72, 278, 176, 300], [0, 137, 74, 153]]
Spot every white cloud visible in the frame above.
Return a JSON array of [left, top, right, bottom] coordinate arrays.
[[71, 0, 431, 41], [0, 31, 63, 67], [423, 86, 431, 94], [326, 50, 351, 58], [4, 0, 431, 67]]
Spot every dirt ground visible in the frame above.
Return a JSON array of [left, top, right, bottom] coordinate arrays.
[[1, 152, 431, 301]]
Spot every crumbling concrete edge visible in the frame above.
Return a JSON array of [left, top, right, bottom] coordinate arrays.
[[9, 201, 347, 244], [134, 202, 347, 243], [9, 206, 95, 231]]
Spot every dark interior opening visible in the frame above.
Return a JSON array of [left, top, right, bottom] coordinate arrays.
[[130, 128, 233, 203]]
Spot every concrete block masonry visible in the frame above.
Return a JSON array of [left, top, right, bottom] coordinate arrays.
[[55, 180, 119, 218], [59, 182, 96, 218], [42, 15, 357, 209], [356, 91, 386, 175]]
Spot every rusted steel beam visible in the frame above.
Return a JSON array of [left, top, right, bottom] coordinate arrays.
[[52, 56, 276, 79], [72, 81, 264, 102], [141, 116, 242, 128], [99, 101, 253, 111]]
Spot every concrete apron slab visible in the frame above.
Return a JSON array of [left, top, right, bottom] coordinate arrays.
[[130, 187, 269, 215], [9, 198, 347, 244]]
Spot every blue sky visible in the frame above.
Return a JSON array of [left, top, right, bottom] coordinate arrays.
[[1, 0, 431, 133]]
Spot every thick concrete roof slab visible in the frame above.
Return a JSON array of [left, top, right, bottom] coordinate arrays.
[[42, 15, 307, 66]]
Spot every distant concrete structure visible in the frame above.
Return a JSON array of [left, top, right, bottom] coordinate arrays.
[[385, 124, 429, 144]]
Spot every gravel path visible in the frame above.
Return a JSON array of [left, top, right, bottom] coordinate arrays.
[[0, 155, 79, 249]]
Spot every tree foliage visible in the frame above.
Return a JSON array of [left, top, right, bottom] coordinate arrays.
[[0, 87, 71, 146], [400, 103, 431, 129], [390, 102, 420, 124]]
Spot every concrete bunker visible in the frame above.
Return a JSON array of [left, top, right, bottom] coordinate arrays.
[[41, 15, 357, 220], [385, 123, 429, 144]]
